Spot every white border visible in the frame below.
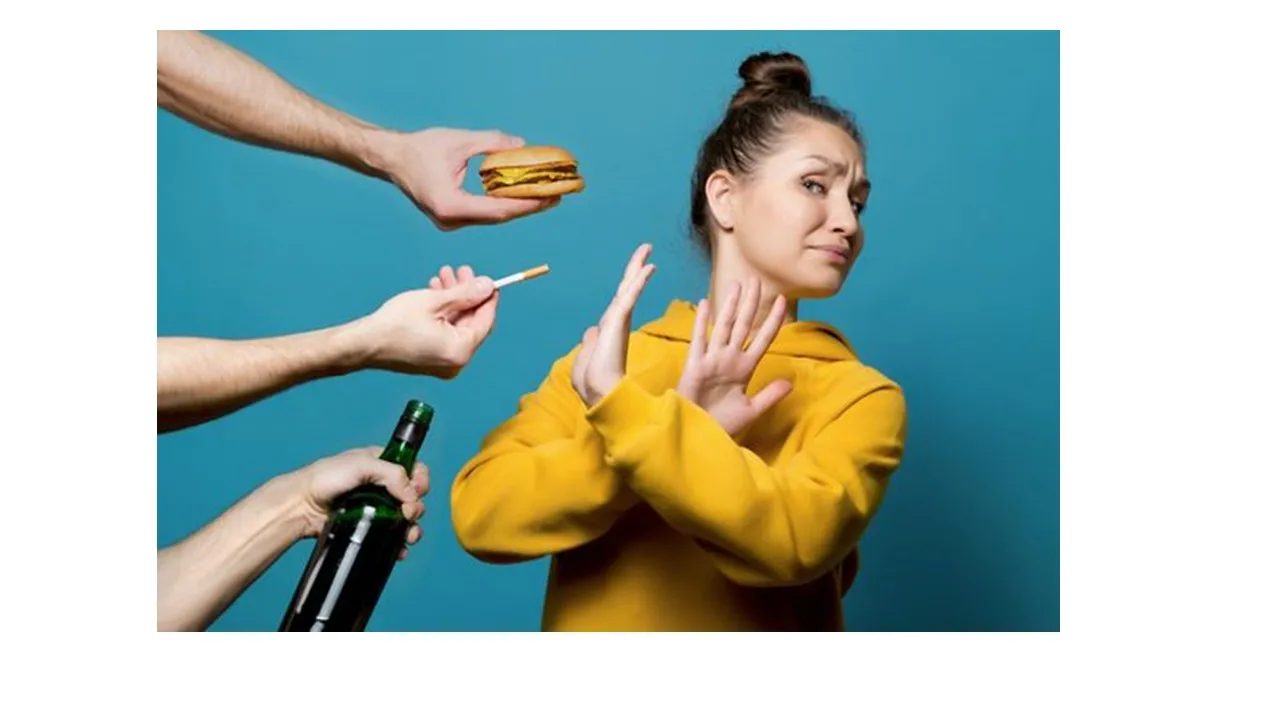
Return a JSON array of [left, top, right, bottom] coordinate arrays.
[[5, 1, 1275, 700]]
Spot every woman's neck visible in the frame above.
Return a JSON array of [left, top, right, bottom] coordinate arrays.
[[706, 262, 799, 332]]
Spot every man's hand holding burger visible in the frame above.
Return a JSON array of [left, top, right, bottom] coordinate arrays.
[[157, 32, 566, 233], [368, 128, 563, 231]]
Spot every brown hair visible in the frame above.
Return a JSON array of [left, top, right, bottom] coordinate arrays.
[[689, 51, 864, 256]]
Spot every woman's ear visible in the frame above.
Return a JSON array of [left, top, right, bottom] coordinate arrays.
[[704, 169, 737, 232]]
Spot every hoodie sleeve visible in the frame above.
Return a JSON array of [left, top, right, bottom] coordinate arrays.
[[582, 376, 907, 587], [451, 353, 641, 564]]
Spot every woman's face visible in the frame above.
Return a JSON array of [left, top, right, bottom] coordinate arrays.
[[711, 116, 869, 299]]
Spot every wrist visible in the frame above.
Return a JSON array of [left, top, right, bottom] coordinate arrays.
[[583, 377, 669, 475], [261, 472, 317, 543], [353, 126, 404, 183], [321, 319, 379, 375], [585, 375, 620, 409], [240, 472, 314, 546]]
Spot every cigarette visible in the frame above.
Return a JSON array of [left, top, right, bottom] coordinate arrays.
[[493, 264, 551, 290]]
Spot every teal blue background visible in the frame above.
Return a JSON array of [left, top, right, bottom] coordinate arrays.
[[157, 30, 1059, 631]]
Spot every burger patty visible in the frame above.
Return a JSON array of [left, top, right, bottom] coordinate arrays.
[[482, 164, 580, 188]]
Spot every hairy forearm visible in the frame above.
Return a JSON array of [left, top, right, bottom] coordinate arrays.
[[156, 30, 394, 178], [157, 474, 304, 631], [157, 324, 366, 433]]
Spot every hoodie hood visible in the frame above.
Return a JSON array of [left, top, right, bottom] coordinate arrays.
[[638, 300, 857, 362]]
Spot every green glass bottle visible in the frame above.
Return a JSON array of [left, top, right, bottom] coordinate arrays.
[[278, 399, 433, 632]]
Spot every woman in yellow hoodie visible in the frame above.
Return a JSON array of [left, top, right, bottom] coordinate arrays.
[[446, 50, 908, 631]]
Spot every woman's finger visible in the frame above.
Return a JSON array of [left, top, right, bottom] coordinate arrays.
[[729, 277, 760, 351], [709, 281, 740, 351], [619, 264, 655, 312], [748, 379, 792, 417], [601, 263, 654, 341], [745, 294, 788, 365], [688, 298, 710, 362], [580, 326, 600, 368], [615, 244, 652, 298], [571, 326, 597, 389], [601, 247, 651, 329]]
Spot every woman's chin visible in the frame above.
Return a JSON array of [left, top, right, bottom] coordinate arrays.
[[785, 274, 846, 300]]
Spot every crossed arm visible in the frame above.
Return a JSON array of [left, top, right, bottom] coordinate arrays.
[[450, 351, 907, 587]]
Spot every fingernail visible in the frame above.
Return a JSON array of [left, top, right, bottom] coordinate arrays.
[[474, 278, 494, 295]]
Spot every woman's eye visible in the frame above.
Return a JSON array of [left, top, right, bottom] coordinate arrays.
[[802, 179, 827, 195], [852, 200, 866, 215]]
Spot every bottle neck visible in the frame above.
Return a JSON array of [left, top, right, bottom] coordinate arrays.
[[380, 417, 427, 474]]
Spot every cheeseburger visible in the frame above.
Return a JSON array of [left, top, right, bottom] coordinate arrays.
[[479, 146, 584, 198]]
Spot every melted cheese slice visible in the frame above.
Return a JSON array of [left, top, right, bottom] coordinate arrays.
[[482, 164, 579, 188]]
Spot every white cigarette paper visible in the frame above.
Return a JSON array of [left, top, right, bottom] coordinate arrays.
[[494, 264, 551, 289]]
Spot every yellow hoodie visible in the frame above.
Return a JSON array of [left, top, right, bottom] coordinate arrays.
[[451, 300, 908, 631]]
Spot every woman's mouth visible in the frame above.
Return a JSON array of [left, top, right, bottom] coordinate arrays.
[[808, 245, 850, 263]]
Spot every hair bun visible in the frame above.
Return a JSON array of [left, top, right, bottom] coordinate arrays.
[[730, 51, 812, 109]]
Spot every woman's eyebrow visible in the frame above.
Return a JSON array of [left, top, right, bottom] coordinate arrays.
[[801, 154, 849, 174]]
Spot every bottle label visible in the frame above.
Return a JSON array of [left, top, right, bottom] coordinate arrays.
[[308, 505, 377, 632], [391, 419, 427, 447]]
